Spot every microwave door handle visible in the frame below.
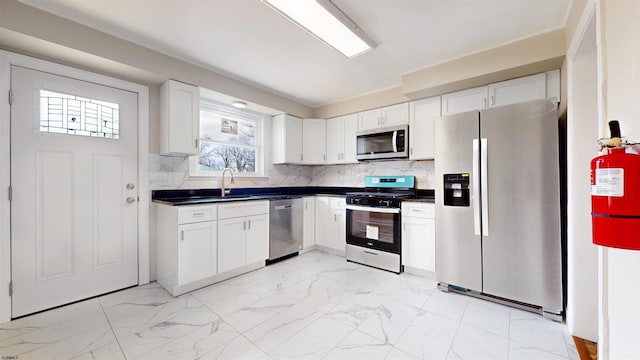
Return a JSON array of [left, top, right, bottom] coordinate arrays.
[[392, 131, 398, 152]]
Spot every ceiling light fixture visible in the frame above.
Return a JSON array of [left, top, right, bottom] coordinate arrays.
[[232, 101, 247, 109], [262, 0, 376, 58]]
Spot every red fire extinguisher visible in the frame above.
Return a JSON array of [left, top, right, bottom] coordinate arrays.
[[591, 120, 640, 250]]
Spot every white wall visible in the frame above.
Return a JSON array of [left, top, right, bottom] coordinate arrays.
[[566, 3, 598, 342], [597, 0, 640, 358]]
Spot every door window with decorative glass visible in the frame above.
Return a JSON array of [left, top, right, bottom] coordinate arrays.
[[190, 99, 263, 176]]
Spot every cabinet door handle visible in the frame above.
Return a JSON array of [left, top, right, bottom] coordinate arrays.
[[248, 220, 251, 229], [180, 230, 184, 241], [300, 154, 303, 161], [192, 212, 205, 217], [482, 98, 487, 108], [243, 221, 246, 230], [334, 214, 337, 221], [490, 95, 495, 106]]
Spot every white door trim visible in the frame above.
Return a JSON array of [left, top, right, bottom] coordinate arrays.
[[0, 50, 149, 324]]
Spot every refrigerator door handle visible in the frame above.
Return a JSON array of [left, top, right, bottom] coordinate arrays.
[[473, 138, 481, 236], [481, 138, 489, 236]]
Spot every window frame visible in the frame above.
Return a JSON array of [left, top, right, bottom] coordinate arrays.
[[188, 98, 266, 178]]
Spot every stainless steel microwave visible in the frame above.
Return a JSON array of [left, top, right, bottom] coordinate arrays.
[[356, 125, 409, 161]]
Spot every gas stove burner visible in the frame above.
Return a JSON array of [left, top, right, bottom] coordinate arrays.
[[346, 176, 417, 209]]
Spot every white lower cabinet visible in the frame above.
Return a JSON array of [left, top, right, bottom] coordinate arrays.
[[315, 196, 346, 254], [217, 217, 246, 273], [178, 221, 217, 285], [155, 200, 269, 296], [217, 201, 270, 273], [302, 197, 316, 250], [401, 202, 436, 275], [245, 214, 270, 264], [156, 204, 218, 296]]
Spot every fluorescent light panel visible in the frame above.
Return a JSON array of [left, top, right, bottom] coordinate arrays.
[[263, 0, 375, 58]]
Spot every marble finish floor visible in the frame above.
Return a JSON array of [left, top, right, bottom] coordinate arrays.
[[0, 250, 578, 359]]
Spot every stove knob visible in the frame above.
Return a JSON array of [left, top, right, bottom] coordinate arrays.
[[379, 200, 391, 207]]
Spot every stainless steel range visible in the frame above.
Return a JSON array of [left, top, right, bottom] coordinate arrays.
[[345, 175, 416, 273]]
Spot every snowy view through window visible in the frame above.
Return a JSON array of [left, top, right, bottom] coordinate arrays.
[[198, 102, 259, 173]]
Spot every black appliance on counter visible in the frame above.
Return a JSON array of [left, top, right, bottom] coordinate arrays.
[[345, 175, 417, 273]]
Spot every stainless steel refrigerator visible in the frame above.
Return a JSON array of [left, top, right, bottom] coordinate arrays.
[[434, 98, 563, 319]]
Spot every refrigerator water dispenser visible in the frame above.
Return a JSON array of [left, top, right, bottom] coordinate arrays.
[[443, 173, 470, 206]]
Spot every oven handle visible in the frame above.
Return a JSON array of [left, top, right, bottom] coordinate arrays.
[[346, 205, 400, 214]]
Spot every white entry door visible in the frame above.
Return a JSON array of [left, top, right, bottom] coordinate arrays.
[[10, 66, 139, 318]]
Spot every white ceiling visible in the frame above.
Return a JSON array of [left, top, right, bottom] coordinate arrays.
[[18, 0, 570, 108]]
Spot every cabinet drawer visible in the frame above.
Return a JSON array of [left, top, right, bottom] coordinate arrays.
[[178, 204, 218, 224], [218, 200, 269, 220], [329, 197, 346, 211], [401, 202, 435, 219]]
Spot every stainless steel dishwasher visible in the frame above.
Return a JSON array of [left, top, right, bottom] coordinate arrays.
[[268, 197, 303, 263]]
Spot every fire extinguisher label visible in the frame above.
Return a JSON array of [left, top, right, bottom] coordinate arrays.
[[591, 168, 624, 197]]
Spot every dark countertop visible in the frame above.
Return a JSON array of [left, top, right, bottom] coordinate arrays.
[[406, 197, 435, 203], [152, 187, 435, 206], [152, 186, 360, 206]]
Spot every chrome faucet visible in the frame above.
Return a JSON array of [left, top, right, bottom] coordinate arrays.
[[221, 168, 235, 197]]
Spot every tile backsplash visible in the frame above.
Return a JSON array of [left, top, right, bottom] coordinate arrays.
[[311, 160, 434, 189], [149, 154, 434, 190]]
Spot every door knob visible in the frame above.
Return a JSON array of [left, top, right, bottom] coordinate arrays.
[[126, 183, 135, 190], [126, 197, 136, 204]]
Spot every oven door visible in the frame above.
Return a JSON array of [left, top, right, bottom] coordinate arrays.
[[346, 205, 401, 254]]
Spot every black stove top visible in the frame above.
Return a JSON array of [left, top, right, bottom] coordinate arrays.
[[346, 175, 417, 208], [346, 190, 416, 208], [346, 191, 416, 199]]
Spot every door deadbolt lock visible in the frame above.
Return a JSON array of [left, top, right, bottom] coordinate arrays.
[[126, 197, 136, 204], [126, 183, 135, 190]]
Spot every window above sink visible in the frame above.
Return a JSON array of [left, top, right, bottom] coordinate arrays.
[[189, 97, 266, 178]]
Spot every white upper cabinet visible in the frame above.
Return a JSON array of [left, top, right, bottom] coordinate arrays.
[[409, 96, 440, 160], [358, 103, 409, 131], [381, 103, 410, 127], [441, 86, 488, 116], [326, 117, 342, 164], [302, 119, 327, 164], [488, 73, 546, 108], [441, 71, 561, 116], [160, 79, 200, 155], [272, 114, 303, 164], [342, 114, 358, 163], [326, 113, 358, 164]]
